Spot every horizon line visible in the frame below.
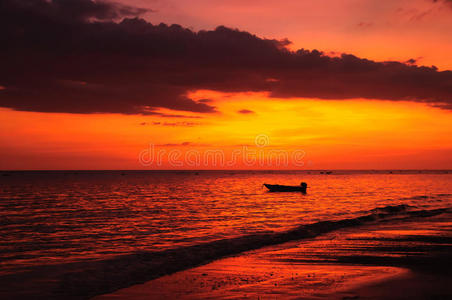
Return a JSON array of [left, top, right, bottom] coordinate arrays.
[[1, 169, 451, 172]]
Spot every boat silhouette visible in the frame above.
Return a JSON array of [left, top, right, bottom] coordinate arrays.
[[264, 182, 307, 193]]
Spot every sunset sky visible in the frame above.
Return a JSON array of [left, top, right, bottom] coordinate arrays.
[[1, 0, 452, 169]]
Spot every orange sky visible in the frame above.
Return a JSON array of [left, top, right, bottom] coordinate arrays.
[[1, 92, 451, 169], [1, 0, 452, 170]]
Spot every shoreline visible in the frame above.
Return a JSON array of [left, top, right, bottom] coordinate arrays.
[[93, 212, 452, 299], [1, 208, 451, 299]]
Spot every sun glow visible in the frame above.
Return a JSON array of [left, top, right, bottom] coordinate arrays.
[[1, 91, 451, 169]]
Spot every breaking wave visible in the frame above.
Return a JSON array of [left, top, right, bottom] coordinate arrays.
[[2, 204, 449, 299]]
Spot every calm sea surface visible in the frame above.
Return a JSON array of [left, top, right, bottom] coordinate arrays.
[[0, 170, 451, 275]]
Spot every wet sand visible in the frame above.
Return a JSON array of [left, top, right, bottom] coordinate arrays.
[[2, 209, 451, 299], [94, 213, 452, 299]]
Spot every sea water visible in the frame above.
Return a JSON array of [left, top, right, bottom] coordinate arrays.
[[1, 170, 451, 277]]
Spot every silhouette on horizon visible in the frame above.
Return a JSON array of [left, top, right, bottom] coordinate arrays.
[[264, 182, 308, 193]]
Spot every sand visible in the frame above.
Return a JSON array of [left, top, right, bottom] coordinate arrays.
[[2, 210, 451, 299], [93, 213, 452, 299]]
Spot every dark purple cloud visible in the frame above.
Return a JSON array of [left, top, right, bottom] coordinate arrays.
[[1, 0, 452, 115], [8, 0, 151, 22], [433, 0, 452, 9], [238, 109, 255, 114], [161, 122, 200, 127], [357, 22, 373, 28], [160, 142, 192, 146]]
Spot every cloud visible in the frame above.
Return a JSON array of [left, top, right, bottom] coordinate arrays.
[[1, 0, 452, 115], [357, 21, 373, 28], [6, 0, 150, 22], [161, 122, 200, 127], [158, 141, 211, 147], [197, 99, 214, 103], [147, 121, 199, 126], [144, 109, 203, 118], [160, 142, 191, 146], [238, 109, 255, 114], [432, 0, 452, 8], [0, 0, 214, 114]]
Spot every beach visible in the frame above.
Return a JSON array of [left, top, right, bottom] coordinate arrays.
[[92, 211, 452, 300]]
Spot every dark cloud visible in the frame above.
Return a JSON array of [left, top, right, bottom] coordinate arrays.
[[433, 0, 452, 8], [238, 109, 255, 114], [357, 22, 373, 28], [161, 122, 200, 127], [2, 0, 150, 22], [158, 142, 212, 147], [160, 142, 192, 146], [1, 0, 452, 115], [0, 0, 213, 114], [197, 99, 214, 103], [144, 109, 202, 118]]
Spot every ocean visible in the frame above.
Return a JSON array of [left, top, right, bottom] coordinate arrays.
[[1, 170, 451, 298]]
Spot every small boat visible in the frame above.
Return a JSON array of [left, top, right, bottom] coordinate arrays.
[[264, 182, 307, 193]]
